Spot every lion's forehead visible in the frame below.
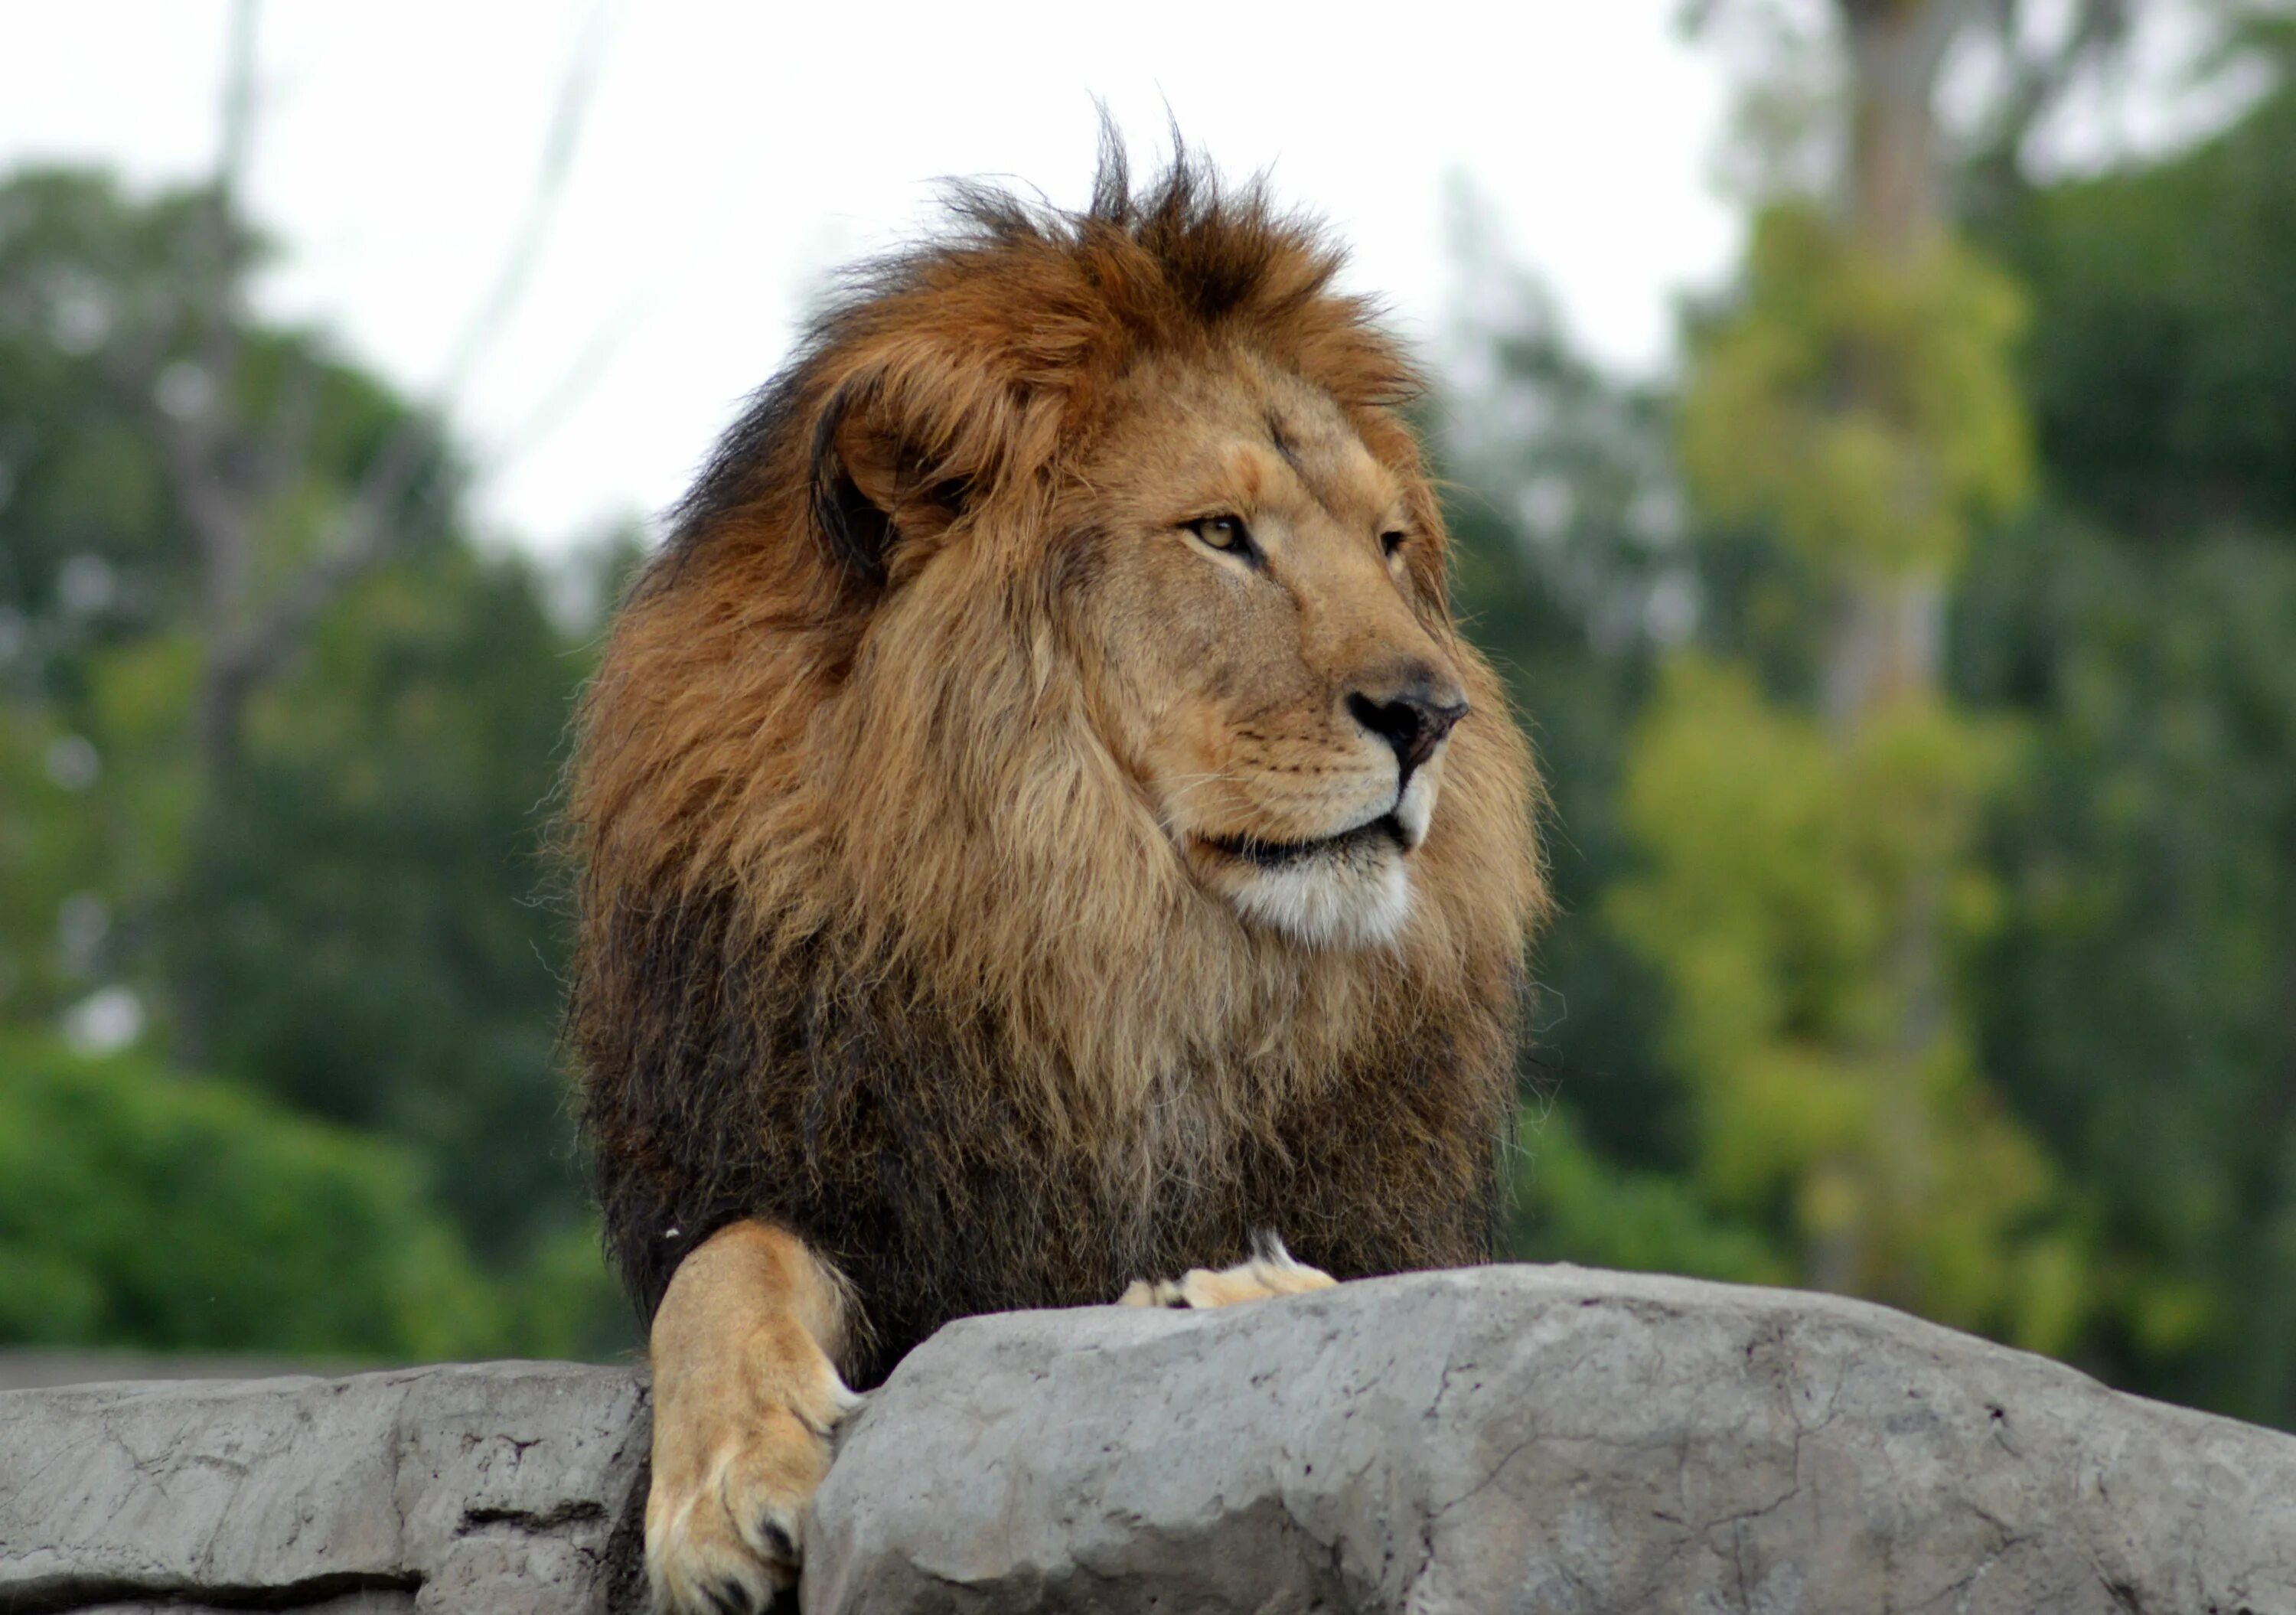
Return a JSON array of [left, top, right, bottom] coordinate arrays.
[[1106, 355, 1411, 514]]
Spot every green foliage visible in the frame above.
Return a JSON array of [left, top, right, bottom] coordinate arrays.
[[1606, 658, 2082, 1350], [0, 168, 446, 674], [0, 1032, 501, 1356], [1430, 272, 1693, 1182], [1949, 62, 2296, 1428], [0, 696, 108, 1020], [1681, 204, 2033, 578], [179, 544, 586, 1259], [1988, 80, 2296, 536], [0, 170, 210, 632], [1957, 513, 2296, 1422], [1590, 175, 2082, 1353], [1512, 1103, 1788, 1287]]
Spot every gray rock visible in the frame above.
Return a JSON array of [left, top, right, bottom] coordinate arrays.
[[0, 1360, 647, 1614], [804, 1265, 2296, 1614], [8, 1268, 2296, 1613]]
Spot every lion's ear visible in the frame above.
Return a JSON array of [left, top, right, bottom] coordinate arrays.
[[807, 367, 1009, 588]]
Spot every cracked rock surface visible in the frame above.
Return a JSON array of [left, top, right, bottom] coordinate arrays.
[[8, 1268, 2296, 1613], [0, 1361, 647, 1614], [804, 1265, 2296, 1613]]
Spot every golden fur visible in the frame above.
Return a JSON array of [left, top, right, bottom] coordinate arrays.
[[641, 1224, 857, 1604]]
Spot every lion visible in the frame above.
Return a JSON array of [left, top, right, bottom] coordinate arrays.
[[566, 142, 1544, 1613]]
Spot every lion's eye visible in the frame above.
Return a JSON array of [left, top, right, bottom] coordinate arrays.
[[1381, 530, 1407, 560], [1186, 515, 1256, 560]]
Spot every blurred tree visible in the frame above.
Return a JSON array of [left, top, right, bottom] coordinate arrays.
[[0, 697, 106, 1023], [132, 2, 596, 1062], [1473, 0, 2296, 1420], [1683, 0, 2138, 217], [1949, 39, 2296, 1424], [180, 543, 592, 1261], [1609, 0, 2082, 1347], [1439, 269, 2079, 1345], [0, 158, 629, 1357], [1985, 58, 2296, 536], [1433, 237, 1684, 1170], [1957, 0, 2134, 224], [0, 163, 461, 1016], [0, 1032, 504, 1357], [1957, 514, 2296, 1421]]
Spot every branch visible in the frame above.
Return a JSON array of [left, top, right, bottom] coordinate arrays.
[[194, 2, 615, 716], [433, 4, 607, 402], [205, 415, 443, 699], [1965, 0, 2132, 194], [1841, 0, 1980, 87], [167, 0, 262, 625]]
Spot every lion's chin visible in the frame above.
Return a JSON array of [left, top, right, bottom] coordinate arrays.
[[1221, 850, 1413, 950]]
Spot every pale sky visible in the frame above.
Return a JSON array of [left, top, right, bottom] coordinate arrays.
[[0, 2, 2226, 557], [0, 2, 1750, 552]]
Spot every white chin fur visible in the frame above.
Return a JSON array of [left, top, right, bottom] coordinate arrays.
[[1230, 854, 1411, 949]]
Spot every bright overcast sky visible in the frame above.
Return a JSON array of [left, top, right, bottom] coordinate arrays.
[[0, 2, 2250, 555], [6, 3, 1740, 553]]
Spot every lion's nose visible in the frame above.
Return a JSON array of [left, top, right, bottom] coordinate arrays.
[[1346, 681, 1469, 781]]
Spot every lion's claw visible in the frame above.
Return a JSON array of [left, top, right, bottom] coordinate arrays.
[[645, 1362, 856, 1613], [1120, 1231, 1338, 1309]]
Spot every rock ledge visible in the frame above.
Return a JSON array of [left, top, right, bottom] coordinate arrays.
[[7, 1266, 2296, 1613], [0, 1361, 647, 1615]]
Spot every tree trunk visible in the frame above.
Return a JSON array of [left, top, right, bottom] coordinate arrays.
[[1808, 0, 1971, 1297], [1826, 0, 1965, 729]]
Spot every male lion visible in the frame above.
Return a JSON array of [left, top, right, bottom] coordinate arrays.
[[568, 144, 1544, 1612]]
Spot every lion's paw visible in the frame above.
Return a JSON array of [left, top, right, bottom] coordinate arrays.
[[1120, 1231, 1337, 1309], [644, 1336, 862, 1613]]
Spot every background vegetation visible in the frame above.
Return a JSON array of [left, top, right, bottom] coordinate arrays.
[[5, 2, 2296, 1429]]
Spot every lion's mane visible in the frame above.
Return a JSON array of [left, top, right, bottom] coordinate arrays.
[[568, 145, 1544, 1386]]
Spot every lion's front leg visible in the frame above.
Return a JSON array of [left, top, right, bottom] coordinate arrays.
[[1119, 1230, 1338, 1309], [645, 1220, 860, 1614]]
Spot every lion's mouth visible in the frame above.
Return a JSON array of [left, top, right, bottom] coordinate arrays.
[[1201, 811, 1408, 869]]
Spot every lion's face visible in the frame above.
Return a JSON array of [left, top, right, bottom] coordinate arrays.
[[1064, 354, 1468, 949]]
